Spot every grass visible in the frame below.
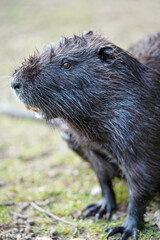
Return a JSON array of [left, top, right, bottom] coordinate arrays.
[[0, 115, 159, 239]]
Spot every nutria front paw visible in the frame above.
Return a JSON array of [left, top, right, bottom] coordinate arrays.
[[83, 197, 116, 222], [105, 226, 139, 240]]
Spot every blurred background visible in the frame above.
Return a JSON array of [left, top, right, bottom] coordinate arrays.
[[0, 0, 160, 239]]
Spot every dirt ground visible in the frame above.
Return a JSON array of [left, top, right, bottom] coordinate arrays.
[[0, 0, 160, 239]]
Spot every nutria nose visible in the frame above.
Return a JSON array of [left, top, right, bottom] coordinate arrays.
[[11, 79, 22, 92]]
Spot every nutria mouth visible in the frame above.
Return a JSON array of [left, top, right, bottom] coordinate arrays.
[[25, 105, 39, 112], [24, 104, 57, 119]]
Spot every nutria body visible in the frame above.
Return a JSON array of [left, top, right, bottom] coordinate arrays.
[[11, 31, 160, 240]]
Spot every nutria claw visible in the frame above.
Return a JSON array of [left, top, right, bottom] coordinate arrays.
[[83, 197, 116, 222], [105, 226, 139, 240]]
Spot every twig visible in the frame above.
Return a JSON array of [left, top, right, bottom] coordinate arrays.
[[30, 202, 78, 228], [20, 202, 30, 211], [10, 210, 28, 220], [34, 199, 54, 206], [0, 229, 13, 237], [0, 202, 15, 207], [73, 226, 79, 238]]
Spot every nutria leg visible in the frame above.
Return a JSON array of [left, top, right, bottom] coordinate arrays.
[[105, 197, 147, 240], [83, 179, 116, 221], [83, 150, 117, 221], [62, 131, 117, 221]]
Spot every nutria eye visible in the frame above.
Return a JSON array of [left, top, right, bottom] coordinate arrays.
[[63, 62, 71, 69]]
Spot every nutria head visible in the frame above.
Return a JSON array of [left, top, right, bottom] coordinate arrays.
[[11, 31, 146, 129]]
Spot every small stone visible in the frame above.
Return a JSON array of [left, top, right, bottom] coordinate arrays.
[[72, 210, 81, 219], [25, 226, 32, 233], [20, 228, 25, 233], [49, 229, 57, 237], [27, 218, 35, 225], [72, 169, 79, 176], [36, 237, 52, 240], [17, 218, 24, 225], [16, 234, 21, 240], [30, 233, 36, 237], [70, 239, 86, 240], [24, 237, 31, 240], [13, 228, 19, 233], [90, 185, 101, 196], [15, 220, 19, 225]]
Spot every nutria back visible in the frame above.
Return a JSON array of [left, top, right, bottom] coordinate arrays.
[[129, 33, 160, 72]]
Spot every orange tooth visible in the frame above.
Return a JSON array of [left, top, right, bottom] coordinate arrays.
[[25, 105, 30, 110], [33, 109, 38, 112]]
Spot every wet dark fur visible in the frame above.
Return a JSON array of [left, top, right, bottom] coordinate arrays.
[[11, 32, 160, 240]]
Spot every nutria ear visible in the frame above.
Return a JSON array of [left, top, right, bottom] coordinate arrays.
[[84, 30, 94, 36], [97, 46, 114, 65]]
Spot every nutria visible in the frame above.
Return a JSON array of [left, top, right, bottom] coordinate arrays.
[[11, 31, 160, 240]]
